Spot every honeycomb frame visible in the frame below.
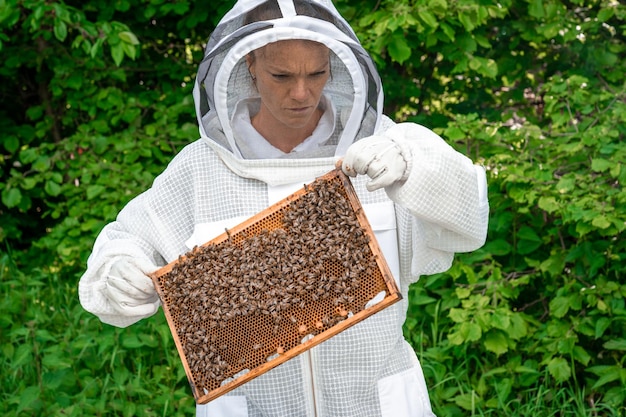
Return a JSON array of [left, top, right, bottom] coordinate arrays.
[[151, 168, 402, 404]]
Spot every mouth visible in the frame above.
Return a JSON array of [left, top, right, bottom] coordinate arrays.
[[287, 106, 312, 114]]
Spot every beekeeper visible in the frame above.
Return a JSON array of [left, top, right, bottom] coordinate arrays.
[[78, 0, 489, 416]]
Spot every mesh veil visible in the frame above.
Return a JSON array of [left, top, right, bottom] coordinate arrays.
[[194, 0, 383, 160]]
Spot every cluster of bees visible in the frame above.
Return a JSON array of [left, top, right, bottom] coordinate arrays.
[[157, 178, 379, 392]]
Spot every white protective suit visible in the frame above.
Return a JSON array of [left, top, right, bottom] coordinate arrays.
[[78, 0, 489, 416]]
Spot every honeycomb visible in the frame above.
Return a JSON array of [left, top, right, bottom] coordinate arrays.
[[151, 168, 401, 404]]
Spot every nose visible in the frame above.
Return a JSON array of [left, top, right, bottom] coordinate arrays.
[[290, 78, 309, 102]]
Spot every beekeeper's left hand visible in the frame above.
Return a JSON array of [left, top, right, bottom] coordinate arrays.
[[341, 136, 409, 191]]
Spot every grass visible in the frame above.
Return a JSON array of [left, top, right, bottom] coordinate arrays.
[[421, 354, 624, 417], [1, 253, 195, 416], [412, 330, 625, 417]]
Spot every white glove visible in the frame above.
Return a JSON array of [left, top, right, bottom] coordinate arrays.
[[341, 136, 409, 191], [105, 259, 160, 317]]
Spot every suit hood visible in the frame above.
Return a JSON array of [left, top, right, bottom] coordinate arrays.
[[193, 0, 384, 162]]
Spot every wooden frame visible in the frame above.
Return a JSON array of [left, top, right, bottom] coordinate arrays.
[[151, 168, 402, 404]]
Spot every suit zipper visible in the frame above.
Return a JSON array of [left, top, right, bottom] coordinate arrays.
[[302, 344, 321, 416]]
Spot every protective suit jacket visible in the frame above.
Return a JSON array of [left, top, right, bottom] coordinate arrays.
[[78, 0, 489, 416]]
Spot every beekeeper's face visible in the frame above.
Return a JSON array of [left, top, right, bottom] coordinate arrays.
[[247, 40, 330, 131]]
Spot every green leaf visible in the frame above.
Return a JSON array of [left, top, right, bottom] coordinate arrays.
[[547, 357, 571, 382], [0, 6, 20, 27], [3, 136, 19, 153], [455, 287, 471, 299], [66, 73, 84, 90], [592, 50, 618, 67], [118, 31, 139, 45], [419, 10, 438, 29], [42, 368, 73, 390], [145, 124, 157, 136], [17, 386, 40, 413], [53, 3, 71, 23], [603, 339, 626, 351], [591, 215, 611, 229], [490, 310, 511, 331], [44, 180, 62, 197], [595, 317, 612, 339], [591, 158, 613, 172], [449, 308, 469, 323], [461, 321, 482, 342], [517, 226, 541, 242], [539, 255, 565, 277], [573, 346, 591, 366], [454, 391, 481, 411], [458, 12, 475, 32], [514, 364, 540, 375], [448, 330, 464, 345], [538, 196, 559, 213], [19, 148, 38, 164], [121, 333, 144, 349], [484, 331, 508, 355], [54, 21, 68, 42], [11, 343, 32, 368], [516, 226, 542, 254], [124, 403, 138, 416], [610, 163, 621, 178], [528, 0, 545, 19], [483, 239, 512, 256], [590, 366, 624, 390], [410, 294, 437, 305], [387, 33, 411, 64], [122, 41, 137, 60], [448, 319, 483, 345], [139, 332, 160, 348], [32, 156, 50, 172], [597, 8, 614, 22], [549, 296, 571, 318], [111, 43, 124, 66], [451, 55, 468, 73], [457, 34, 477, 53], [32, 5, 45, 25], [444, 126, 466, 140], [556, 177, 576, 194], [439, 22, 455, 41], [473, 34, 491, 49], [22, 177, 38, 190], [575, 221, 594, 237], [86, 184, 106, 200], [2, 188, 22, 208], [508, 314, 528, 340], [91, 37, 104, 58], [93, 136, 109, 154], [473, 57, 498, 78]]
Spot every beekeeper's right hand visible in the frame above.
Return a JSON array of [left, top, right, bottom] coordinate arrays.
[[105, 259, 160, 317]]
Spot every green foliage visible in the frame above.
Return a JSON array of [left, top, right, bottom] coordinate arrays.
[[393, 0, 626, 414], [1, 1, 231, 414], [0, 252, 195, 416], [1, 0, 625, 416], [0, 0, 227, 267]]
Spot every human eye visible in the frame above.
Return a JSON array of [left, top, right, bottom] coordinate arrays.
[[271, 73, 289, 80]]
